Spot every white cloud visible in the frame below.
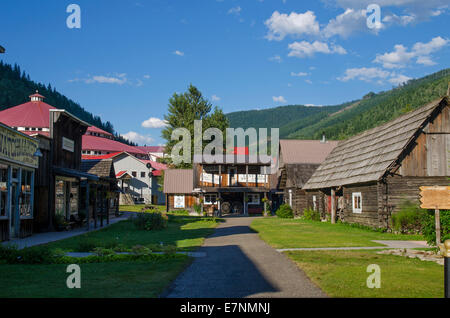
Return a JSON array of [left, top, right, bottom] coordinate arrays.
[[273, 96, 287, 103], [70, 73, 128, 85], [141, 117, 168, 128], [374, 36, 449, 68], [290, 71, 308, 77], [228, 6, 241, 15], [288, 40, 347, 58], [211, 95, 221, 101], [143, 74, 151, 79], [265, 10, 320, 41], [305, 79, 313, 84], [268, 55, 282, 63], [323, 8, 368, 38], [122, 131, 154, 145], [389, 74, 412, 85], [338, 67, 391, 82], [173, 50, 184, 56], [338, 67, 413, 85]]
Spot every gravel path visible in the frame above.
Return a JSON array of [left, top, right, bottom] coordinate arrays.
[[163, 216, 326, 298]]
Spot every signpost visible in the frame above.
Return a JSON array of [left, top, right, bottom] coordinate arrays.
[[419, 186, 450, 246], [419, 186, 450, 298]]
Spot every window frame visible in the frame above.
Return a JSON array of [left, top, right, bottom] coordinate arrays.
[[247, 193, 260, 205], [204, 194, 217, 205], [352, 192, 362, 214]]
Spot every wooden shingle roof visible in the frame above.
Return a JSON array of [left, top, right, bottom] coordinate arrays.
[[81, 159, 116, 179], [303, 97, 448, 189]]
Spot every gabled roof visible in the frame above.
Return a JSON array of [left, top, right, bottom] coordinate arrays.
[[80, 159, 116, 179], [303, 97, 448, 190], [140, 159, 168, 171], [280, 139, 339, 165], [0, 100, 56, 128], [82, 152, 122, 160], [82, 135, 147, 155], [163, 169, 193, 194], [87, 126, 113, 136], [135, 146, 165, 153]]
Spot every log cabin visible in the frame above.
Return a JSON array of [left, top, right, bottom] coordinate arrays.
[[303, 96, 450, 228], [164, 169, 196, 212], [278, 139, 338, 217]]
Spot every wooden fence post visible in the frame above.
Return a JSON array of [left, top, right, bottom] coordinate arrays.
[[435, 208, 441, 246]]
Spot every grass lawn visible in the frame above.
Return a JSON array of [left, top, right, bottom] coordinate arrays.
[[42, 215, 219, 252], [0, 258, 188, 298], [0, 215, 219, 297], [251, 217, 424, 248], [119, 204, 166, 213], [286, 250, 443, 298]]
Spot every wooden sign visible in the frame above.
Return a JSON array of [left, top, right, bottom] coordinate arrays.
[[419, 186, 450, 209]]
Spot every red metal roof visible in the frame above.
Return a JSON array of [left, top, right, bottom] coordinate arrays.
[[116, 170, 127, 177], [135, 146, 165, 153], [82, 151, 122, 160], [82, 135, 147, 155], [87, 126, 113, 136], [140, 159, 168, 171], [0, 100, 56, 128]]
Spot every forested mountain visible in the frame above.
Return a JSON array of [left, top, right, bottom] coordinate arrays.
[[227, 68, 450, 140], [0, 61, 136, 146]]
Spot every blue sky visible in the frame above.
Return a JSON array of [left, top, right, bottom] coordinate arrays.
[[1, 0, 449, 145]]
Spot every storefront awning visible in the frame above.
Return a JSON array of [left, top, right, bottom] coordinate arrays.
[[53, 166, 99, 180]]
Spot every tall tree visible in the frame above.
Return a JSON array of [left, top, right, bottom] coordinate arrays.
[[161, 84, 229, 168]]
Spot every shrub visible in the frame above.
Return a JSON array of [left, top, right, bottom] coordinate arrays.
[[17, 247, 54, 264], [0, 244, 19, 263], [421, 209, 450, 246], [92, 247, 116, 257], [193, 204, 202, 214], [390, 201, 427, 233], [171, 209, 190, 216], [276, 204, 294, 218], [131, 245, 152, 255], [303, 208, 320, 221], [133, 212, 168, 231]]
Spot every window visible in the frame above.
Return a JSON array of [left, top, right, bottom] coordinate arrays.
[[312, 195, 317, 211], [352, 192, 362, 213], [204, 194, 217, 204], [0, 165, 8, 217], [247, 193, 260, 205], [20, 170, 33, 217], [132, 171, 137, 177], [140, 171, 146, 178]]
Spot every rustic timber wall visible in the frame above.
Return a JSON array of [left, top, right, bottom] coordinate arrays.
[[284, 188, 307, 217], [342, 182, 379, 227], [167, 194, 195, 211]]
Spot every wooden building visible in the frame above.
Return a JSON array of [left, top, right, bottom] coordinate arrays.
[[163, 169, 196, 212], [277, 139, 338, 217], [0, 122, 39, 241], [303, 96, 450, 228], [192, 153, 272, 216]]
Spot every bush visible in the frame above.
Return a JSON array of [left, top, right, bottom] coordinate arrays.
[[193, 204, 202, 214], [0, 244, 19, 263], [276, 204, 294, 218], [390, 201, 427, 233], [92, 247, 116, 257], [303, 208, 320, 221], [170, 209, 190, 216], [421, 210, 450, 246], [133, 212, 168, 230]]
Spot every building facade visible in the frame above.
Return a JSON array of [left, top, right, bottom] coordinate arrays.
[[303, 96, 450, 228], [0, 122, 39, 241]]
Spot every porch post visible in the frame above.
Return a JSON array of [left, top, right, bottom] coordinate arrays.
[[331, 188, 336, 224], [264, 192, 267, 215], [86, 182, 90, 231], [246, 165, 248, 187]]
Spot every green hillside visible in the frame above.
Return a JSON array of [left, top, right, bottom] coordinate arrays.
[[227, 68, 450, 140], [0, 61, 136, 145]]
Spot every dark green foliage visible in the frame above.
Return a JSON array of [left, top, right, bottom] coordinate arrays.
[[161, 84, 229, 168], [227, 68, 450, 141], [0, 61, 136, 146], [170, 209, 190, 216], [421, 210, 450, 246], [133, 212, 168, 231], [276, 204, 294, 218], [303, 208, 320, 221], [390, 201, 427, 234]]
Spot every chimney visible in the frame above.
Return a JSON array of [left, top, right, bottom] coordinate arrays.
[[321, 132, 326, 143]]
